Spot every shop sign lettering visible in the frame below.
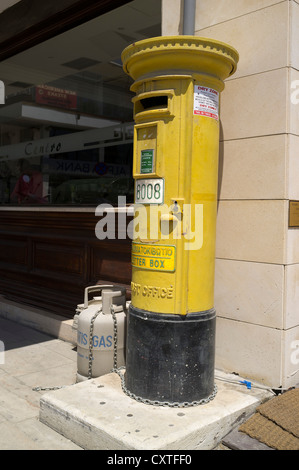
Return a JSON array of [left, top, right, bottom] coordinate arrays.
[[25, 141, 62, 156], [45, 158, 130, 177]]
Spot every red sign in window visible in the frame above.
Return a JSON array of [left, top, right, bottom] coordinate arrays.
[[35, 85, 77, 110]]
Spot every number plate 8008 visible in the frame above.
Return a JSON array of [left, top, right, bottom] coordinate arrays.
[[135, 178, 164, 204]]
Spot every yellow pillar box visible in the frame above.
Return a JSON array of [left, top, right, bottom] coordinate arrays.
[[122, 36, 238, 405]]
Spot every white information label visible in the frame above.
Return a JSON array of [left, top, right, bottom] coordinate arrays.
[[194, 85, 219, 120], [135, 178, 164, 204]]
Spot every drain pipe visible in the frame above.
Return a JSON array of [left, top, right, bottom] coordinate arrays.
[[182, 0, 196, 35]]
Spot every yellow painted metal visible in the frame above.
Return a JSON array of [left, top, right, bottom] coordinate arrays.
[[122, 36, 238, 315]]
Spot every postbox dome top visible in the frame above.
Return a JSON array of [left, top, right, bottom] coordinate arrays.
[[122, 36, 239, 83]]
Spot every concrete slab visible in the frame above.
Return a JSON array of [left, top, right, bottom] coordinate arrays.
[[39, 370, 273, 450]]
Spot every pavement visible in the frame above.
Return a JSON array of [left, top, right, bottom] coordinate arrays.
[[0, 316, 82, 450], [0, 313, 275, 451]]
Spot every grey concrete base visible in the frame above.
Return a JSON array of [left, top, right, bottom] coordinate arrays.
[[0, 296, 76, 345], [39, 370, 273, 450]]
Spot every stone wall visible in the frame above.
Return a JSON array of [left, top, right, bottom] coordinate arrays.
[[162, 0, 299, 388]]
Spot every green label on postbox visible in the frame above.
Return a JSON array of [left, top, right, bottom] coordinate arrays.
[[141, 149, 154, 174]]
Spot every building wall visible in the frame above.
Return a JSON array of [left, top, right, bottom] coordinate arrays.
[[162, 0, 299, 388]]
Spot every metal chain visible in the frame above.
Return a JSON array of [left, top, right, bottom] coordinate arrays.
[[34, 304, 218, 407], [32, 385, 67, 392], [111, 305, 119, 370], [110, 304, 218, 408], [113, 366, 218, 408], [33, 307, 103, 392], [88, 307, 103, 380], [33, 308, 102, 391]]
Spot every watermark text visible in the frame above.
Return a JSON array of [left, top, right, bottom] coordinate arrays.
[[291, 340, 299, 365], [95, 197, 204, 251]]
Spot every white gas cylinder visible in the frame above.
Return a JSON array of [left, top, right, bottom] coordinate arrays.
[[76, 285, 127, 382]]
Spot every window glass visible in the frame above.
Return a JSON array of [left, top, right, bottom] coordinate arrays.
[[0, 0, 161, 206]]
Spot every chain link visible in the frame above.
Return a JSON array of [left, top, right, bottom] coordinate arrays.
[[112, 366, 218, 408], [110, 304, 218, 408], [33, 307, 103, 392], [88, 307, 103, 380], [34, 303, 218, 408], [32, 385, 67, 392]]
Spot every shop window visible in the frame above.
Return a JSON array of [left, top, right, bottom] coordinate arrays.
[[0, 0, 161, 206]]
